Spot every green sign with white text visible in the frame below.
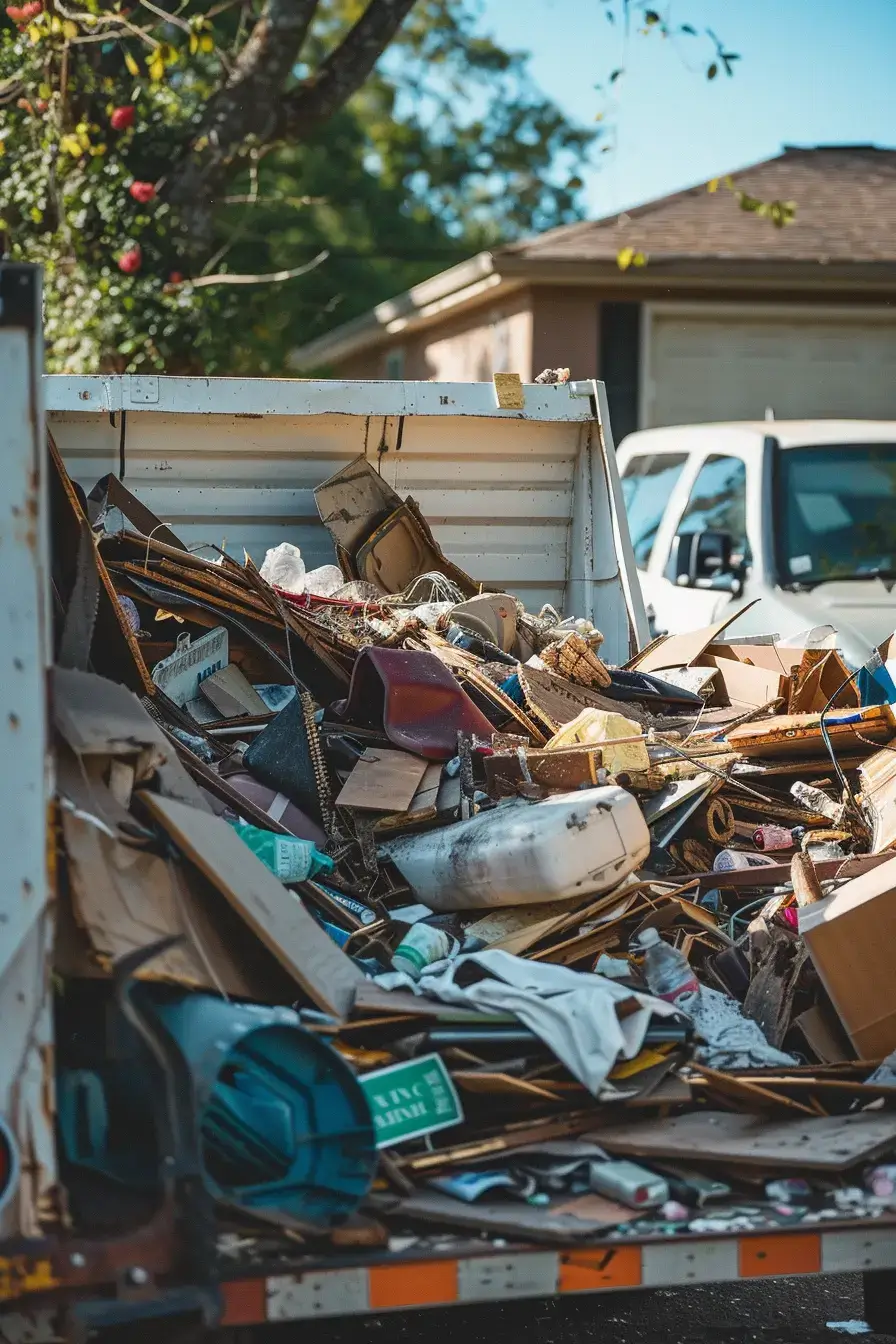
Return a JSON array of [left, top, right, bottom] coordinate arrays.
[[359, 1053, 464, 1149]]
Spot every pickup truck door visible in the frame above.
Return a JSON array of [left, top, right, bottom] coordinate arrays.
[[646, 452, 751, 636]]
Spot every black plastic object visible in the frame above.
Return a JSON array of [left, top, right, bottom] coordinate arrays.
[[604, 668, 706, 708], [243, 695, 326, 825], [709, 945, 752, 1003]]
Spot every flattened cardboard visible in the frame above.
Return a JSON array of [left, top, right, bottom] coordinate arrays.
[[792, 1005, 854, 1065], [200, 663, 270, 719], [336, 748, 429, 813], [57, 746, 290, 1000], [52, 666, 211, 811], [626, 602, 758, 674], [141, 792, 364, 1018], [466, 900, 572, 947], [369, 1188, 629, 1242], [799, 854, 896, 1059], [702, 653, 787, 710], [314, 454, 404, 555]]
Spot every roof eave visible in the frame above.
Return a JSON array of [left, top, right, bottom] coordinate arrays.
[[290, 251, 506, 368], [291, 253, 896, 368], [497, 254, 896, 287]]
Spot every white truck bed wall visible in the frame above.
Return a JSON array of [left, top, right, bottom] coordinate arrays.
[[44, 376, 648, 666], [0, 269, 56, 1240]]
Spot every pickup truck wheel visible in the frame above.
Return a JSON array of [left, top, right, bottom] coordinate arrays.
[[863, 1268, 896, 1335]]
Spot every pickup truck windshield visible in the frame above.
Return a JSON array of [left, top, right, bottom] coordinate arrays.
[[777, 442, 896, 585]]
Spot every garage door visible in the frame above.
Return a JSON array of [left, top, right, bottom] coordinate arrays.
[[647, 312, 896, 426]]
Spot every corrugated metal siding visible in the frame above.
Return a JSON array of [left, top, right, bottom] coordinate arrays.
[[49, 409, 581, 614], [45, 375, 647, 661]]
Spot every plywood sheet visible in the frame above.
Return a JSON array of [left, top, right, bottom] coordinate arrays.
[[587, 1109, 896, 1170]]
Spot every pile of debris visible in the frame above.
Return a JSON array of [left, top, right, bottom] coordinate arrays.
[[48, 440, 896, 1258]]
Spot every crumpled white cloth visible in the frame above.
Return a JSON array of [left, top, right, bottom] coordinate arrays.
[[679, 985, 797, 1070], [374, 949, 678, 1097]]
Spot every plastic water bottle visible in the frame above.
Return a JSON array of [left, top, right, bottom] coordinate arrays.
[[391, 922, 459, 980], [636, 927, 700, 1002]]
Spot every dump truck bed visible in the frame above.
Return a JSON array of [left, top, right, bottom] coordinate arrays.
[[3, 267, 896, 1342]]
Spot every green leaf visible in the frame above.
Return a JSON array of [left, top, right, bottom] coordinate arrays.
[[707, 62, 718, 79], [680, 23, 697, 35], [644, 10, 660, 24], [609, 68, 623, 83]]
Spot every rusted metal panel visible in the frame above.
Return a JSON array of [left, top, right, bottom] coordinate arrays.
[[0, 266, 56, 1240]]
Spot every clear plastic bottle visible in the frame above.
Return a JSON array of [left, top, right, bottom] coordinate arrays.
[[636, 927, 700, 1002]]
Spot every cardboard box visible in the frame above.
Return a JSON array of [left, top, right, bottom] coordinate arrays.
[[799, 855, 896, 1059]]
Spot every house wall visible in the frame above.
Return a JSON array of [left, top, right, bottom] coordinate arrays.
[[328, 289, 533, 382], [530, 287, 600, 379], [321, 283, 896, 411]]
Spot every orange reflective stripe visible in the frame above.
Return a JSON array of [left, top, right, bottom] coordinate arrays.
[[559, 1246, 642, 1292], [740, 1233, 821, 1278], [220, 1277, 266, 1326], [368, 1260, 458, 1310]]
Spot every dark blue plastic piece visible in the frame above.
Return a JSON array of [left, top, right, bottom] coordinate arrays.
[[141, 991, 377, 1229], [57, 990, 376, 1231]]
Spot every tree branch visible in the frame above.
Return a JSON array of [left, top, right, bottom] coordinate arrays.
[[166, 0, 320, 235], [188, 250, 329, 287], [279, 0, 418, 140]]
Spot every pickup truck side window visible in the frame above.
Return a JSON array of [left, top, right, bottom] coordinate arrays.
[[673, 453, 751, 566], [621, 453, 688, 567]]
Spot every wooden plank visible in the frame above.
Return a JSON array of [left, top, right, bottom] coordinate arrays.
[[451, 1072, 565, 1103], [587, 1110, 896, 1170], [690, 1064, 819, 1117], [141, 791, 364, 1018], [336, 748, 429, 812]]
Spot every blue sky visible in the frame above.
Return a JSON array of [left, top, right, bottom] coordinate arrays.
[[479, 0, 896, 218]]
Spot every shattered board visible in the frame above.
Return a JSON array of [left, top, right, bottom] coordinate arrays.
[[518, 666, 630, 733]]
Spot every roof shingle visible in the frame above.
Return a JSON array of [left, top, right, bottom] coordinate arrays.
[[499, 146, 896, 264]]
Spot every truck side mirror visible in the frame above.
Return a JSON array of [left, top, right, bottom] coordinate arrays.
[[670, 530, 737, 589]]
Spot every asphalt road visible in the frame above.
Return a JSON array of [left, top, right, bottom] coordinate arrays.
[[270, 1275, 894, 1344]]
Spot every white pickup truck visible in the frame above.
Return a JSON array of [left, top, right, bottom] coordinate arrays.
[[617, 421, 896, 665]]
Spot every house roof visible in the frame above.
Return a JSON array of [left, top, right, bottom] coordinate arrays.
[[502, 146, 896, 265], [291, 146, 896, 369]]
